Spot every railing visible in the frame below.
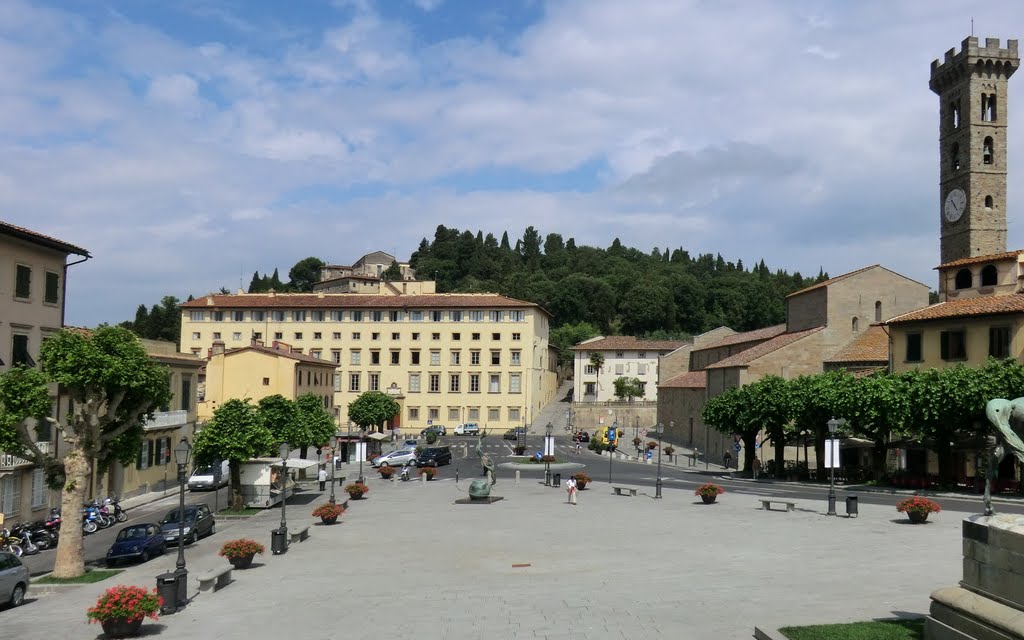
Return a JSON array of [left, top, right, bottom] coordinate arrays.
[[0, 442, 52, 469], [145, 410, 188, 429], [571, 400, 658, 408]]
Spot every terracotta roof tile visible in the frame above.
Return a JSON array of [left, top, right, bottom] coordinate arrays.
[[1, 220, 90, 257], [695, 324, 787, 350], [785, 265, 879, 298], [884, 293, 1024, 324], [658, 370, 706, 389], [181, 293, 544, 312], [572, 336, 689, 352], [935, 250, 1024, 270], [227, 344, 339, 366], [706, 327, 824, 369], [824, 325, 888, 363]]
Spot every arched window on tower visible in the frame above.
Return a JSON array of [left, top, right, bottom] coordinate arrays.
[[852, 317, 859, 333], [982, 93, 997, 121], [951, 142, 961, 171], [950, 101, 960, 128], [984, 136, 994, 165], [985, 195, 994, 208], [874, 301, 882, 322], [955, 268, 973, 290], [981, 264, 998, 287]]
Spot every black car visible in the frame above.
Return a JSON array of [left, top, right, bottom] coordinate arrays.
[[503, 427, 527, 440], [415, 446, 452, 467], [576, 431, 590, 443], [159, 504, 216, 545]]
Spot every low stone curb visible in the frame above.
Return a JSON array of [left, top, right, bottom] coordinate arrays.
[[753, 626, 784, 640]]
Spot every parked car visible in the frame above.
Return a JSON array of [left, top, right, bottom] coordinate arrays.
[[420, 425, 446, 437], [188, 460, 229, 491], [105, 524, 166, 567], [454, 423, 480, 436], [578, 431, 591, 443], [400, 439, 419, 451], [415, 446, 452, 467], [0, 551, 29, 608], [159, 504, 216, 545], [372, 449, 417, 467], [503, 427, 528, 440]]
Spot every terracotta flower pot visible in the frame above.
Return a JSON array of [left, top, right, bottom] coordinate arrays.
[[701, 494, 717, 504], [100, 617, 144, 639], [908, 511, 928, 524]]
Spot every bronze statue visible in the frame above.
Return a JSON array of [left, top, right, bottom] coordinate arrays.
[[982, 399, 1024, 515]]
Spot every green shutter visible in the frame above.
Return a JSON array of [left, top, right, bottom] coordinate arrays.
[[14, 265, 30, 299], [44, 271, 59, 304]]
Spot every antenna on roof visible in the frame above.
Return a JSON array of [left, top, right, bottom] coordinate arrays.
[[971, 17, 974, 36]]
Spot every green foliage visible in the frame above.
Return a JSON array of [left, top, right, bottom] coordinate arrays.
[[287, 257, 325, 292], [193, 399, 275, 466], [347, 391, 400, 430], [294, 393, 337, 448], [0, 366, 52, 455], [256, 395, 298, 444], [382, 260, 403, 281], [779, 618, 924, 640], [118, 295, 182, 345], [612, 376, 644, 402], [549, 322, 599, 367], [425, 431, 438, 444]]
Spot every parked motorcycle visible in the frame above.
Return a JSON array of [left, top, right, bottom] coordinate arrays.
[[42, 509, 62, 543], [0, 527, 24, 557], [104, 496, 128, 523], [26, 521, 54, 550], [8, 524, 39, 555], [81, 505, 99, 534], [84, 500, 114, 529]]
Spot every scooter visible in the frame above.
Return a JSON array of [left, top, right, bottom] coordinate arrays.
[[399, 464, 412, 482], [8, 524, 39, 555], [104, 496, 128, 522], [0, 528, 24, 557], [81, 505, 99, 534]]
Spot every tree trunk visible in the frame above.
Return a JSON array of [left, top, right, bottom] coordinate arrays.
[[814, 428, 826, 479], [773, 434, 786, 479], [52, 449, 89, 578], [742, 433, 757, 476], [936, 439, 953, 487], [229, 460, 243, 511], [870, 442, 888, 482]]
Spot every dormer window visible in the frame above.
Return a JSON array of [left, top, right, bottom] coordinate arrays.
[[954, 268, 972, 290], [980, 264, 998, 287]]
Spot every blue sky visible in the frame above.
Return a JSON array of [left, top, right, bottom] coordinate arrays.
[[3, 0, 1024, 327]]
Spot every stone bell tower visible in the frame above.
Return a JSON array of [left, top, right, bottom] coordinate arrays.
[[930, 37, 1019, 264]]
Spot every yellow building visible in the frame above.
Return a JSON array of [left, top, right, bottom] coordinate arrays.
[[180, 292, 558, 432], [199, 339, 338, 420]]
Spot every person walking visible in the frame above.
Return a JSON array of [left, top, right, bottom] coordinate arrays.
[[565, 476, 578, 505], [318, 465, 327, 491], [723, 450, 732, 469]]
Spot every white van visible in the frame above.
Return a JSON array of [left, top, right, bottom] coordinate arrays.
[[188, 460, 229, 491]]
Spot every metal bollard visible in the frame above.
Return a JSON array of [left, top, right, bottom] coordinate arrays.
[[515, 470, 521, 484], [552, 473, 561, 487]]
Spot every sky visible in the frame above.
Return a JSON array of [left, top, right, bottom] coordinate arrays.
[[3, 0, 1024, 327]]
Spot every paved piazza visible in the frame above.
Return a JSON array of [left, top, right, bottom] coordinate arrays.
[[5, 475, 967, 639]]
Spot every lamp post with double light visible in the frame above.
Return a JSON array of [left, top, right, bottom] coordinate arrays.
[[173, 438, 192, 574], [655, 423, 664, 499], [279, 442, 289, 538], [544, 422, 553, 486], [329, 435, 338, 505], [826, 417, 841, 516]]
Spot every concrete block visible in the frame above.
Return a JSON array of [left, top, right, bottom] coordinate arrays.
[[929, 587, 1024, 640], [989, 526, 1024, 557]]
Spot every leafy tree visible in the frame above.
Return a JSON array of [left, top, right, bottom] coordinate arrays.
[[845, 372, 911, 481], [293, 393, 337, 458], [789, 371, 858, 478], [257, 395, 297, 446], [193, 398, 275, 511], [287, 257, 325, 292], [382, 260, 403, 281], [549, 321, 599, 367], [612, 377, 644, 402], [745, 375, 793, 476], [7, 327, 172, 578], [589, 353, 605, 387], [348, 391, 400, 431], [119, 296, 182, 345]]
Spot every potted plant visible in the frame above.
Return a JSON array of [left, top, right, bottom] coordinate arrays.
[[632, 436, 643, 448], [664, 445, 675, 461], [540, 454, 556, 463], [379, 466, 396, 479], [513, 445, 527, 455], [312, 502, 344, 525], [572, 472, 591, 490], [646, 441, 658, 450], [345, 482, 369, 499], [86, 584, 161, 638], [695, 482, 725, 504], [418, 467, 437, 480], [219, 538, 265, 569], [897, 496, 941, 524]]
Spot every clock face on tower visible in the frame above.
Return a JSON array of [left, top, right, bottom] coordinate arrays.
[[944, 188, 967, 223]]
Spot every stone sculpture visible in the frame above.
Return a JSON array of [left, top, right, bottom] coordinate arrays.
[[982, 398, 1024, 515]]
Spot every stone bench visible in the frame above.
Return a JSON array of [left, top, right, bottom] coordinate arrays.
[[289, 525, 310, 544], [197, 566, 232, 593], [759, 498, 796, 512], [612, 486, 639, 497]]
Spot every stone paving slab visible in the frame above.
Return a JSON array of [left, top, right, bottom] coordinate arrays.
[[1, 477, 968, 639]]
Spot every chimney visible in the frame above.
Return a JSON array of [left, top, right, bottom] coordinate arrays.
[[211, 340, 226, 356]]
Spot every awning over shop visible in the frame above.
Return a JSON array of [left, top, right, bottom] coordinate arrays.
[[366, 432, 389, 441]]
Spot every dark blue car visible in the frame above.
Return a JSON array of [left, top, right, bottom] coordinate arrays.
[[105, 524, 166, 567]]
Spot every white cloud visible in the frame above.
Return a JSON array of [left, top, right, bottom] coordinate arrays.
[[412, 0, 443, 12]]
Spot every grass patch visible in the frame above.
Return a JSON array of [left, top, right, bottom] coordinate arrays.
[[217, 507, 261, 516], [37, 569, 123, 584], [780, 619, 924, 640]]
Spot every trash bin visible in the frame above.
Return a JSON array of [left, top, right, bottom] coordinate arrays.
[[845, 496, 858, 518], [271, 527, 288, 555], [553, 473, 561, 487], [156, 571, 181, 615]]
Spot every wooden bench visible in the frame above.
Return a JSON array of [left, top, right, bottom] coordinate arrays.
[[612, 486, 638, 497], [759, 498, 796, 512], [289, 525, 310, 544], [197, 566, 232, 593]]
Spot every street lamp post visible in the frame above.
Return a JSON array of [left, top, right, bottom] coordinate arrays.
[[357, 425, 365, 484], [704, 421, 709, 470], [655, 423, 664, 499], [544, 422, 553, 486], [826, 417, 841, 516], [607, 420, 617, 485], [565, 408, 571, 434], [279, 442, 290, 537], [173, 437, 192, 596], [329, 435, 338, 505]]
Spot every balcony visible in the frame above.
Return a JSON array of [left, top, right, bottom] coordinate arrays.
[[144, 410, 189, 430], [0, 442, 52, 469]]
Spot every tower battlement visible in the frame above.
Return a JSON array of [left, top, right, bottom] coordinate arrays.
[[930, 37, 1019, 93]]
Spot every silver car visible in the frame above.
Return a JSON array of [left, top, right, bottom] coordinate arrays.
[[371, 449, 417, 468], [0, 551, 29, 608]]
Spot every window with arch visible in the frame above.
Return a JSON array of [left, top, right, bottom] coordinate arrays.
[[874, 301, 882, 322], [950, 142, 961, 170], [851, 317, 859, 332], [950, 101, 960, 128], [954, 268, 973, 290], [985, 195, 994, 208], [983, 136, 994, 165], [981, 264, 998, 287], [982, 93, 997, 121]]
